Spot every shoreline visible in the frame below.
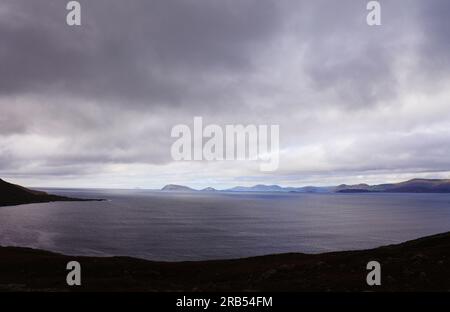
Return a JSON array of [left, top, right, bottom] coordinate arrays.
[[1, 231, 449, 292]]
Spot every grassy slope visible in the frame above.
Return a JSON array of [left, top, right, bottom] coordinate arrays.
[[0, 231, 449, 292]]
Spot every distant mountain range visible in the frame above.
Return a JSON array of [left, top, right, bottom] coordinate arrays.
[[3, 178, 450, 207], [226, 184, 334, 193], [0, 178, 103, 207], [161, 179, 450, 194]]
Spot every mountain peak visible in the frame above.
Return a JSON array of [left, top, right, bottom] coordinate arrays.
[[201, 187, 217, 192], [161, 184, 195, 192]]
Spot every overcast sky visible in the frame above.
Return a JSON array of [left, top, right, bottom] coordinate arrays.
[[1, 0, 450, 189]]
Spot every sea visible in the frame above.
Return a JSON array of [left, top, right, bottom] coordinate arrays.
[[1, 189, 450, 261]]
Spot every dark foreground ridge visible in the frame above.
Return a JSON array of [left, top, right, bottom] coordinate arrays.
[[1, 231, 449, 292], [0, 178, 103, 207]]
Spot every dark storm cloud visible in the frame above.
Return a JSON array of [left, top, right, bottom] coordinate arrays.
[[0, 0, 285, 104], [1, 0, 446, 108], [285, 0, 411, 108], [416, 0, 450, 83]]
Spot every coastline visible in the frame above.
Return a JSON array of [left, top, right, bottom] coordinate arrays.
[[1, 231, 449, 292], [0, 178, 105, 208]]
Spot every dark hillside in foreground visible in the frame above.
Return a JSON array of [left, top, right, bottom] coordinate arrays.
[[1, 231, 450, 292], [0, 178, 102, 207]]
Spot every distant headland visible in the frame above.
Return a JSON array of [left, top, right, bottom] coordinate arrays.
[[0, 178, 104, 207]]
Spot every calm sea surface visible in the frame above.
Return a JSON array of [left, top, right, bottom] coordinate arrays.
[[1, 189, 450, 261]]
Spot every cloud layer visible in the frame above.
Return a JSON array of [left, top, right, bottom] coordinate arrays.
[[1, 0, 450, 188]]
